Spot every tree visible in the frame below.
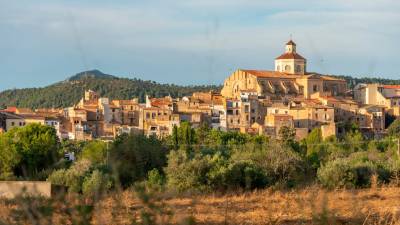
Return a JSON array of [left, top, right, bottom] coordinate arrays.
[[0, 134, 20, 180], [279, 126, 296, 142], [0, 124, 61, 179], [388, 119, 400, 137], [108, 134, 167, 188], [305, 128, 327, 169], [195, 122, 211, 145], [79, 141, 108, 165], [178, 121, 196, 147]]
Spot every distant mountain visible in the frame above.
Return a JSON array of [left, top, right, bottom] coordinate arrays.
[[0, 70, 221, 109], [66, 70, 118, 81]]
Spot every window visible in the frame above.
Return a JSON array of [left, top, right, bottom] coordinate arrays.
[[296, 65, 301, 73], [11, 122, 15, 126], [277, 65, 280, 71], [313, 85, 318, 92], [284, 65, 291, 72]]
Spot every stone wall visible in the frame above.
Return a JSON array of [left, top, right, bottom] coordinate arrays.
[[0, 181, 52, 199]]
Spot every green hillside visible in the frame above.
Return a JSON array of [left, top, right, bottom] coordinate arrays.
[[0, 70, 399, 109], [0, 70, 221, 109]]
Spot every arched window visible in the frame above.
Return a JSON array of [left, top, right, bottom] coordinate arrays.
[[277, 65, 280, 71], [284, 65, 291, 72]]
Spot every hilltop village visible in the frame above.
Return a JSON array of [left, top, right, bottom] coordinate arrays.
[[1, 40, 399, 141]]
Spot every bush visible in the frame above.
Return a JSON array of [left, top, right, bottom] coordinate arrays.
[[231, 142, 305, 188], [146, 168, 166, 190], [79, 141, 108, 165], [317, 156, 390, 189], [166, 150, 214, 192], [47, 169, 67, 186], [223, 161, 268, 190], [47, 159, 92, 193], [82, 170, 113, 196], [108, 134, 167, 188], [317, 158, 356, 189]]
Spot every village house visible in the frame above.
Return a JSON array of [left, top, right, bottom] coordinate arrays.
[[354, 83, 400, 117]]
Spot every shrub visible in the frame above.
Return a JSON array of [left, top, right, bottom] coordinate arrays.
[[166, 150, 214, 192], [82, 170, 113, 197], [223, 160, 268, 190], [47, 169, 67, 186], [146, 168, 166, 190], [108, 134, 167, 188], [317, 158, 356, 189], [79, 141, 108, 165], [47, 159, 92, 193], [231, 142, 305, 188]]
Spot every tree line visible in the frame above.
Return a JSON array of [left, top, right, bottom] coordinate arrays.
[[1, 120, 400, 196]]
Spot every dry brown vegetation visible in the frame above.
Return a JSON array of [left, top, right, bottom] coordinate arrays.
[[2, 186, 400, 225]]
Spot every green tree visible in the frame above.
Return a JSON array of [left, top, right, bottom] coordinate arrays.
[[108, 134, 167, 188], [388, 119, 400, 137], [278, 126, 296, 144], [0, 134, 20, 180], [82, 170, 113, 197], [305, 128, 327, 169], [0, 124, 61, 179], [79, 141, 108, 165]]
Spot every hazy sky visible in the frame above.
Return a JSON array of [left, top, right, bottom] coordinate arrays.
[[0, 0, 399, 91]]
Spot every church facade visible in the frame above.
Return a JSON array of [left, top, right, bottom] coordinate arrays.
[[221, 40, 347, 100]]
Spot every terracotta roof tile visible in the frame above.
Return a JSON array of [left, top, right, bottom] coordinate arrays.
[[241, 70, 301, 78], [384, 85, 400, 89], [275, 52, 305, 60]]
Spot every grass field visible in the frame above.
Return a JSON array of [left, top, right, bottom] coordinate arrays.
[[1, 186, 400, 225]]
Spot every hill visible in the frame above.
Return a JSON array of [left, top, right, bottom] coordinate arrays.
[[331, 75, 400, 89], [1, 70, 399, 109], [0, 70, 221, 109]]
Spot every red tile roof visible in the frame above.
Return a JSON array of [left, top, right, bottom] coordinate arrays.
[[2, 106, 17, 113], [275, 52, 305, 60], [384, 85, 400, 89], [241, 70, 301, 78]]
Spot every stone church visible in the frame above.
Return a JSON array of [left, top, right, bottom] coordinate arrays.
[[221, 40, 347, 100]]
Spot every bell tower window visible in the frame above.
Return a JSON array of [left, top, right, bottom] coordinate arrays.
[[296, 65, 302, 73], [284, 65, 291, 72]]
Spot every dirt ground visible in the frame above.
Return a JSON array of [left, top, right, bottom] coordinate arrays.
[[1, 187, 400, 225]]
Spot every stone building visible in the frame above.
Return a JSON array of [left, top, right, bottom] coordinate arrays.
[[221, 40, 347, 100]]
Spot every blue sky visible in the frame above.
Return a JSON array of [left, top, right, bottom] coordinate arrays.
[[0, 0, 399, 91]]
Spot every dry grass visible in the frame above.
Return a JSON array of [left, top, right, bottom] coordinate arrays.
[[1, 187, 400, 224]]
